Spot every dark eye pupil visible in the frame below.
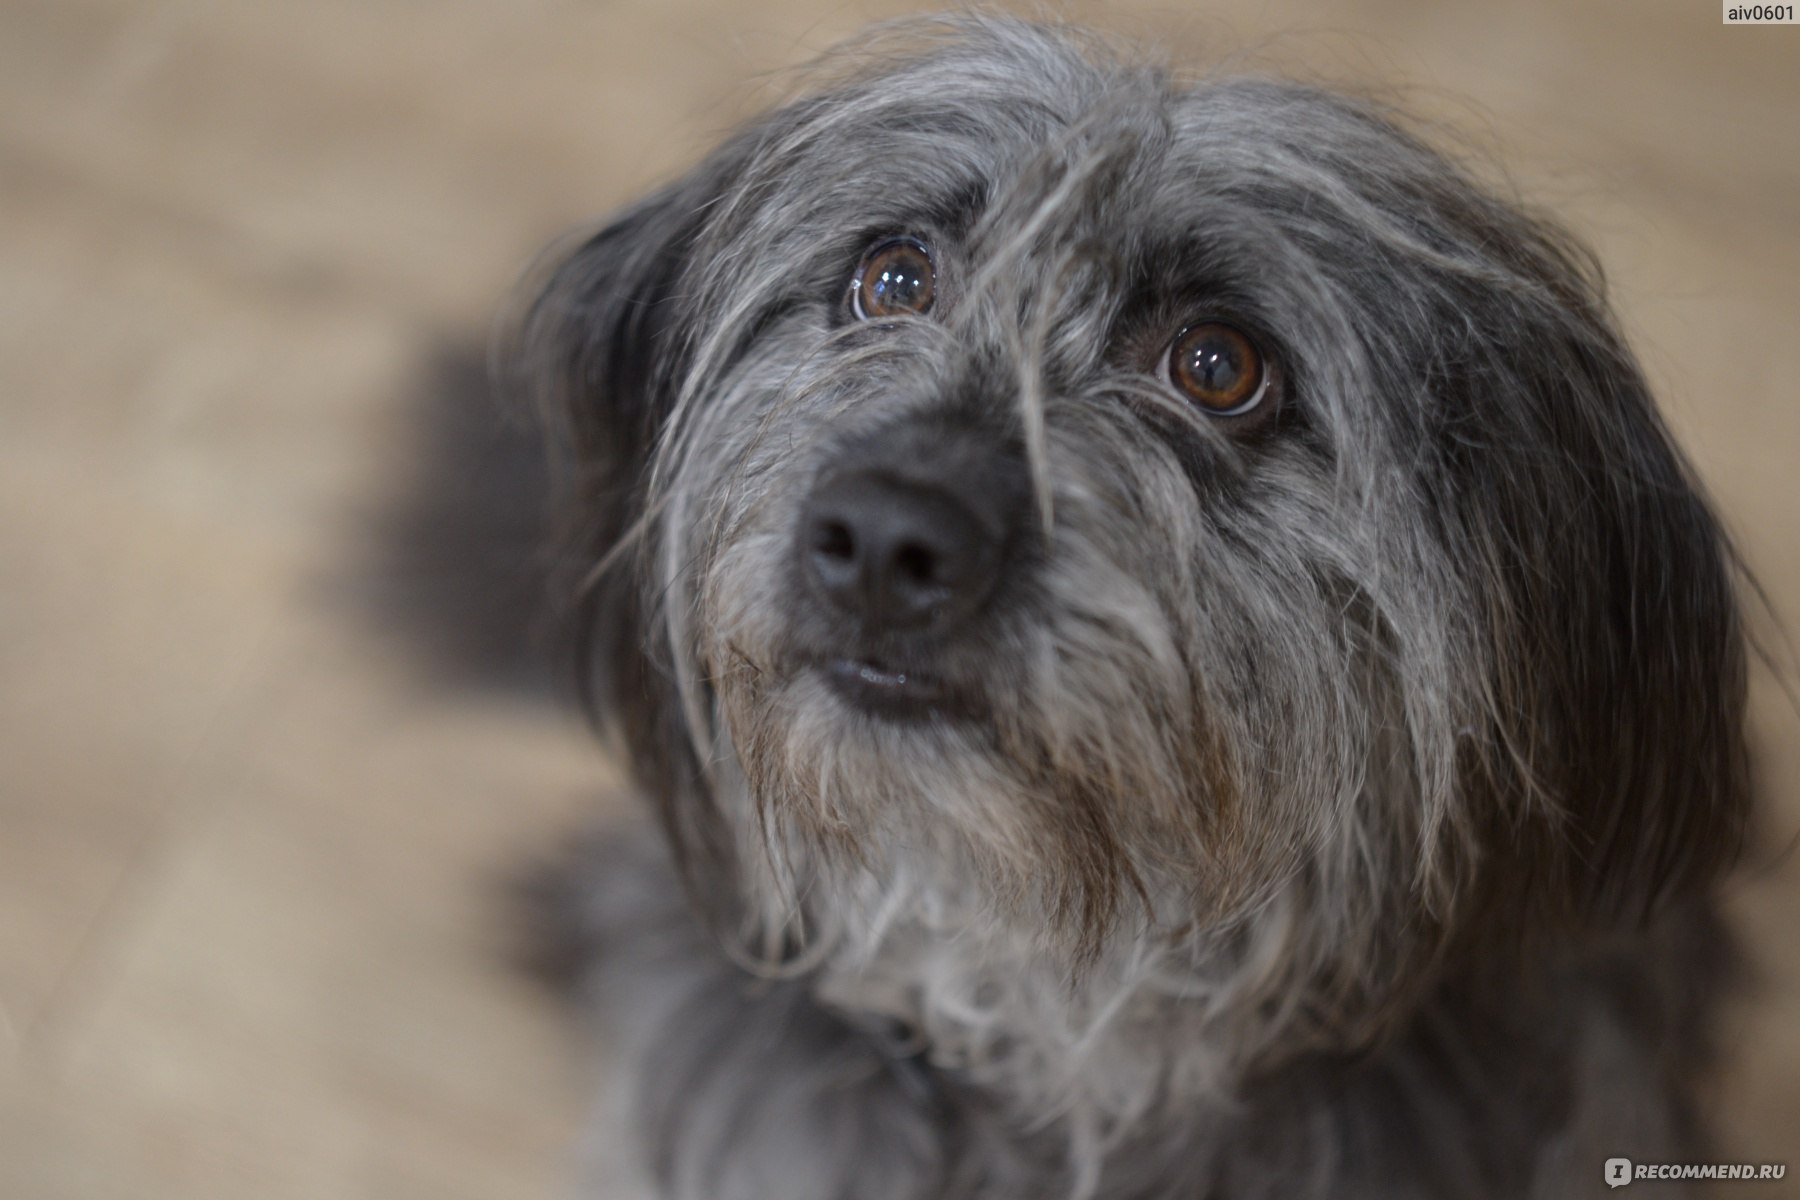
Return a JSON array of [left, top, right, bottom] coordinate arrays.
[[872, 258, 927, 309], [1186, 336, 1244, 393], [855, 240, 935, 318]]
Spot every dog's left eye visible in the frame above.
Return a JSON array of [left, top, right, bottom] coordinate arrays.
[[850, 237, 936, 320], [1166, 322, 1271, 416]]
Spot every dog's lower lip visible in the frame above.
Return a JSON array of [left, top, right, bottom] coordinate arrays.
[[821, 658, 947, 718], [841, 660, 914, 689]]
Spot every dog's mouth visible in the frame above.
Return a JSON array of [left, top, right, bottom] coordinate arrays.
[[818, 656, 960, 722]]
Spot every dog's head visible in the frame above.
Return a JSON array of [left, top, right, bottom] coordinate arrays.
[[522, 16, 1746, 1031]]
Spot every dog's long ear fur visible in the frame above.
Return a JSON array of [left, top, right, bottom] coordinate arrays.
[[515, 141, 758, 906], [1429, 214, 1751, 935]]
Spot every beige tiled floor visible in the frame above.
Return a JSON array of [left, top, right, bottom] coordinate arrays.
[[2, 2, 1797, 1196]]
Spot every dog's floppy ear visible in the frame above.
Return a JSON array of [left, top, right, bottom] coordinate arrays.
[[514, 144, 754, 829], [1435, 230, 1751, 932]]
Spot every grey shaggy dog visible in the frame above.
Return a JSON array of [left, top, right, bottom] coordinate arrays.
[[513, 16, 1749, 1199]]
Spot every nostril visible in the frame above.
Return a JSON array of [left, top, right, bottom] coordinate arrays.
[[893, 541, 939, 586], [814, 519, 856, 562]]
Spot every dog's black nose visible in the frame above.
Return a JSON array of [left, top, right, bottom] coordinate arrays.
[[801, 468, 1004, 634]]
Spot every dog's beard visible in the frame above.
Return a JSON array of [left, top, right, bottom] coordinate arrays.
[[690, 510, 1424, 1151], [675, 392, 1393, 973], [697, 556, 1251, 1144]]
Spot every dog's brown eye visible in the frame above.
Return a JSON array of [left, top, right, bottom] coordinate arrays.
[[1167, 322, 1268, 415], [851, 238, 935, 320]]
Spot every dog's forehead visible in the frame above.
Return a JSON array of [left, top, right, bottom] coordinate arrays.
[[755, 56, 1406, 271]]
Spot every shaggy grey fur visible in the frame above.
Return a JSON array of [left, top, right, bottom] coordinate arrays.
[[514, 16, 1749, 1199]]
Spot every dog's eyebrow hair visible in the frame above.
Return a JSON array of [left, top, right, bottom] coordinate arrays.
[[917, 181, 991, 238]]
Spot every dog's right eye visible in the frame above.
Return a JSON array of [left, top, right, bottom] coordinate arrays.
[[850, 238, 936, 320], [1165, 322, 1272, 417]]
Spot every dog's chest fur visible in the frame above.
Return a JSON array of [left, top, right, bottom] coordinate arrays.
[[813, 897, 1219, 1135], [804, 880, 1708, 1197]]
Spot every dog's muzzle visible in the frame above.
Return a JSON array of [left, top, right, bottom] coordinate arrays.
[[794, 425, 1027, 716]]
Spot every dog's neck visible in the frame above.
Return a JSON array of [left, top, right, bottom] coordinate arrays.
[[734, 824, 1344, 1147]]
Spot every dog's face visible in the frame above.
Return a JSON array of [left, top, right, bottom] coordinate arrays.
[[526, 18, 1746, 1022]]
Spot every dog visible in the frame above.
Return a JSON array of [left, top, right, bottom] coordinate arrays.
[[510, 16, 1750, 1199]]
